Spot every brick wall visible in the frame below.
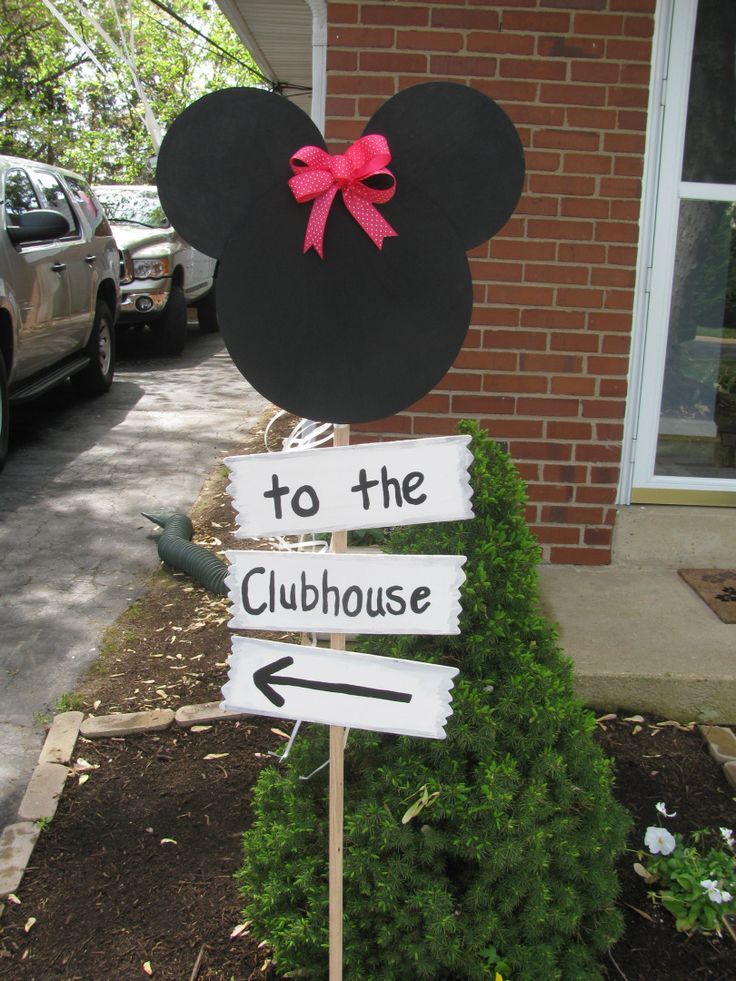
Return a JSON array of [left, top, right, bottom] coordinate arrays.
[[325, 0, 656, 564]]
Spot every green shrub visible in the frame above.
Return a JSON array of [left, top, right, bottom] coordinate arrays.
[[237, 420, 629, 979]]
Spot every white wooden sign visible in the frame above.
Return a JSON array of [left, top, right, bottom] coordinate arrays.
[[222, 637, 459, 740], [225, 435, 473, 537], [225, 550, 466, 634]]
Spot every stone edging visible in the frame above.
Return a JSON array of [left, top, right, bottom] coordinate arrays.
[[1, 713, 734, 915], [0, 703, 248, 911]]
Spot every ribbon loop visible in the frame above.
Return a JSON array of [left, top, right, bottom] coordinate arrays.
[[288, 135, 397, 259]]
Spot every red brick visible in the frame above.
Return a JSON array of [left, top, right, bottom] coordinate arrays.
[[588, 356, 629, 376], [524, 263, 588, 285], [571, 62, 620, 84], [584, 526, 613, 546], [413, 416, 465, 436], [483, 373, 548, 393], [575, 485, 617, 504], [550, 331, 599, 352], [610, 0, 656, 11], [521, 352, 583, 373], [589, 312, 632, 332], [552, 376, 597, 396], [326, 95, 356, 115], [595, 220, 639, 242], [361, 51, 427, 72], [327, 50, 358, 71], [328, 118, 365, 141], [538, 35, 604, 59], [436, 371, 482, 392], [354, 413, 412, 435], [528, 219, 594, 241], [504, 11, 571, 32], [617, 109, 647, 130], [607, 38, 652, 62], [471, 259, 524, 282], [591, 266, 635, 287], [491, 239, 557, 261], [540, 83, 606, 106], [566, 107, 618, 129], [601, 334, 630, 354], [521, 309, 587, 329], [564, 152, 613, 174], [561, 198, 610, 219], [484, 419, 545, 439], [362, 5, 428, 27], [582, 400, 626, 419], [608, 85, 649, 109], [473, 78, 539, 103], [530, 175, 597, 197], [329, 26, 394, 47], [468, 32, 535, 55], [575, 442, 621, 463], [604, 290, 634, 311], [620, 63, 651, 85], [501, 58, 567, 81], [330, 4, 359, 25], [614, 155, 644, 177], [398, 29, 464, 51], [534, 129, 600, 151], [358, 96, 387, 116], [527, 482, 574, 504], [606, 245, 637, 265], [604, 131, 645, 154], [473, 307, 521, 327], [596, 423, 624, 441], [547, 420, 593, 440], [484, 328, 547, 350], [550, 546, 611, 565], [600, 378, 628, 397], [517, 462, 541, 483], [533, 525, 581, 545], [518, 397, 581, 417], [516, 196, 559, 217], [590, 465, 621, 484], [488, 284, 555, 306], [512, 105, 566, 126], [557, 287, 604, 308], [543, 504, 604, 524], [558, 243, 606, 264], [329, 75, 396, 95], [512, 441, 573, 461], [432, 9, 500, 30], [454, 349, 505, 371], [574, 12, 625, 34], [430, 54, 499, 76], [610, 200, 641, 221], [408, 393, 450, 413], [452, 394, 516, 415], [624, 14, 654, 36], [541, 0, 607, 8]]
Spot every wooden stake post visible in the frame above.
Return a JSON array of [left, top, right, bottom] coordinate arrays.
[[329, 423, 349, 981]]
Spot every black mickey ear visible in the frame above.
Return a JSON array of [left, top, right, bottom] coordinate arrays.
[[156, 87, 324, 259], [363, 82, 525, 251]]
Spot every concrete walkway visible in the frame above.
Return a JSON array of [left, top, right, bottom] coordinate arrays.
[[539, 505, 736, 723]]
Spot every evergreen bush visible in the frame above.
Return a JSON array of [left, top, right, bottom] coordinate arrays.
[[237, 420, 629, 979]]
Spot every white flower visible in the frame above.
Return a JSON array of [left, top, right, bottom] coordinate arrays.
[[655, 801, 677, 818], [644, 826, 676, 856], [700, 879, 733, 904], [720, 827, 734, 847]]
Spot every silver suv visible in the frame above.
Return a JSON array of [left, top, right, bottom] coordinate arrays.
[[0, 155, 120, 471], [94, 185, 217, 355]]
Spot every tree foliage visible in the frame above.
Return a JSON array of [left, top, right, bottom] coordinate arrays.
[[237, 421, 630, 980], [0, 0, 259, 182]]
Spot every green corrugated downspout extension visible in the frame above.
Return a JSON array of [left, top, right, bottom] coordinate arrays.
[[142, 510, 228, 596]]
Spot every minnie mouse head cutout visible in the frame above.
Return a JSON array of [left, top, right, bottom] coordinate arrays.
[[156, 82, 524, 424]]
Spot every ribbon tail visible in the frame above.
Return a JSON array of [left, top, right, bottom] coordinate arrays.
[[303, 186, 339, 258], [343, 193, 398, 250]]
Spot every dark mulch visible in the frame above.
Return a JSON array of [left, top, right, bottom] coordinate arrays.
[[0, 412, 734, 979]]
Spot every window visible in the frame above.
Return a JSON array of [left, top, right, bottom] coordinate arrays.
[[65, 175, 110, 235], [4, 170, 41, 227], [33, 171, 79, 236]]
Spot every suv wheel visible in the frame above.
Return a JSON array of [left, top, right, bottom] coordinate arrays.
[[0, 348, 8, 471], [71, 300, 115, 395], [156, 284, 187, 355], [197, 287, 218, 334]]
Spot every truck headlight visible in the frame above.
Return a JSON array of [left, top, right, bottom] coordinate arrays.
[[133, 257, 170, 279]]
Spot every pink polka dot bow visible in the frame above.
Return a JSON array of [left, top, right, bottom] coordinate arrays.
[[288, 134, 398, 259]]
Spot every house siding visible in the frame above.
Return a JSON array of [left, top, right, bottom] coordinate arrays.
[[325, 0, 656, 564]]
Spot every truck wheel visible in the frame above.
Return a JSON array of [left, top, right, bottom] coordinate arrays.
[[71, 300, 115, 395], [0, 349, 8, 472], [156, 284, 187, 355], [197, 287, 218, 334]]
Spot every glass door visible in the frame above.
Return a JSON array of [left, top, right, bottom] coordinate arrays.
[[632, 0, 736, 503]]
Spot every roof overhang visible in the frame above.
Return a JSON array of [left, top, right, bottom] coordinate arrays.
[[215, 0, 314, 116]]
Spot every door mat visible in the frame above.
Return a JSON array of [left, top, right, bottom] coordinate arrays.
[[678, 569, 736, 624]]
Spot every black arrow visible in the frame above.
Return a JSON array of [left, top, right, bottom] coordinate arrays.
[[253, 655, 413, 709]]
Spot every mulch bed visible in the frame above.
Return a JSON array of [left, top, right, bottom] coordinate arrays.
[[1, 412, 734, 979]]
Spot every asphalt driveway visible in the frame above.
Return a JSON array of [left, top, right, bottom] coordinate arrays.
[[0, 327, 268, 829]]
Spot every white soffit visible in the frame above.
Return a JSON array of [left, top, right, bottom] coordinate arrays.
[[216, 0, 313, 112]]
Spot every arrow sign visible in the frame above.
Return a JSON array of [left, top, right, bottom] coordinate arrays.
[[222, 637, 459, 740], [254, 655, 413, 708]]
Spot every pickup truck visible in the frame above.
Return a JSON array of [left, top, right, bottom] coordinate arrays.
[[94, 185, 217, 355], [0, 155, 120, 471]]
